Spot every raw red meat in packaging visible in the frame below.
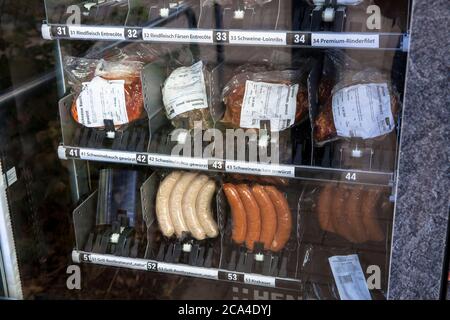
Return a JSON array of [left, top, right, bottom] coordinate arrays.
[[64, 44, 158, 129], [221, 65, 309, 132]]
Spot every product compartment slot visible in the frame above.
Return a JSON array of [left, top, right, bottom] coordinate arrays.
[[73, 168, 148, 257], [218, 177, 301, 279], [140, 170, 223, 269], [295, 181, 393, 299], [307, 49, 405, 174]]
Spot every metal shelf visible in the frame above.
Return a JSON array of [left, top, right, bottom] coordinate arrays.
[[58, 145, 393, 186], [72, 250, 301, 291], [42, 23, 408, 51]]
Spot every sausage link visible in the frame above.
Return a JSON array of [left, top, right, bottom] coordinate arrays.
[[196, 180, 219, 238], [182, 175, 208, 240], [223, 183, 247, 245], [169, 172, 198, 238], [264, 186, 292, 252], [252, 185, 277, 250], [361, 188, 384, 242], [155, 171, 182, 237], [332, 186, 357, 242], [316, 184, 335, 233], [344, 186, 368, 243], [236, 184, 261, 251]]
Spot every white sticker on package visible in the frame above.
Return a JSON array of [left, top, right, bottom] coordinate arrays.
[[240, 80, 298, 132], [332, 83, 394, 139], [328, 254, 372, 300], [162, 61, 208, 119], [76, 76, 128, 127], [329, 255, 371, 300]]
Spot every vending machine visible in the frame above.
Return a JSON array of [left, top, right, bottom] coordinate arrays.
[[0, 0, 448, 300]]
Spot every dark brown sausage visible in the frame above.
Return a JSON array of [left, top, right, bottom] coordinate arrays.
[[361, 188, 385, 242], [332, 185, 357, 243], [344, 186, 368, 243], [317, 184, 336, 233]]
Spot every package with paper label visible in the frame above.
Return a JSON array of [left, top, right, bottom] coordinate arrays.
[[221, 66, 309, 132], [314, 69, 400, 144], [65, 56, 146, 128], [162, 61, 214, 130]]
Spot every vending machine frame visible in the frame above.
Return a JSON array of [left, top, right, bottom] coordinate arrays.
[[0, 0, 448, 300]]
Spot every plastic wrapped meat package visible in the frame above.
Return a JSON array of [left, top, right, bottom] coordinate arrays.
[[314, 68, 401, 145], [64, 43, 160, 129], [162, 61, 214, 130], [221, 64, 310, 132]]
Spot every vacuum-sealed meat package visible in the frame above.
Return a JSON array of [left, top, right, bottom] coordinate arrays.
[[65, 56, 146, 128], [162, 61, 214, 130], [314, 69, 400, 145], [221, 66, 309, 132]]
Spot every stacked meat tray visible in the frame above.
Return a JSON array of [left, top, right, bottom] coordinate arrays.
[[46, 0, 409, 300]]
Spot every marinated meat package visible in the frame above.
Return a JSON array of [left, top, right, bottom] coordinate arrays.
[[64, 43, 160, 129], [65, 57, 146, 129], [162, 61, 214, 130], [314, 69, 400, 145], [221, 65, 309, 132]]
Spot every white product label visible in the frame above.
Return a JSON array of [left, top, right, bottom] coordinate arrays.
[[244, 274, 276, 288], [162, 61, 208, 119], [157, 262, 218, 279], [332, 83, 394, 139], [240, 80, 298, 132], [329, 255, 371, 300], [225, 161, 295, 178], [312, 33, 379, 48], [76, 76, 128, 127], [228, 31, 286, 46], [68, 26, 125, 40], [142, 28, 213, 43], [148, 154, 209, 170]]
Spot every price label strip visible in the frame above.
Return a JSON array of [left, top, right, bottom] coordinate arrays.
[[73, 251, 303, 290], [43, 24, 403, 50]]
